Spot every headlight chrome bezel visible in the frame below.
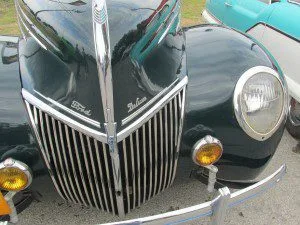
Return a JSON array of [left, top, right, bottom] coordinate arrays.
[[233, 66, 288, 141]]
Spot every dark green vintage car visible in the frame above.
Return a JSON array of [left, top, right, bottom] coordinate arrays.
[[0, 0, 288, 224]]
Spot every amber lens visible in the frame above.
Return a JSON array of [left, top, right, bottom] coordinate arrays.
[[0, 168, 28, 191], [195, 143, 222, 166]]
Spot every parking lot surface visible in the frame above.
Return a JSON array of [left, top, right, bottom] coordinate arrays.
[[18, 131, 300, 225]]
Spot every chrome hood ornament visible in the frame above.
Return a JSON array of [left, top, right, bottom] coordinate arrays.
[[93, 0, 107, 25], [92, 0, 114, 122]]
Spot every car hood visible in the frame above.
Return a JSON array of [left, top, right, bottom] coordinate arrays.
[[17, 0, 186, 132]]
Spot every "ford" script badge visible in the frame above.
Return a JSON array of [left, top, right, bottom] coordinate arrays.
[[127, 97, 147, 113], [71, 101, 92, 116]]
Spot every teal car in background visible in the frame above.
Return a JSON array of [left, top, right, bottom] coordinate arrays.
[[203, 0, 300, 139]]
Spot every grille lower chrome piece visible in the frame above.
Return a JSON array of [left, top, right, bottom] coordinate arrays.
[[24, 85, 186, 215]]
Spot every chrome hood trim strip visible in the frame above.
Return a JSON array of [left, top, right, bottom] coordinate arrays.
[[121, 78, 180, 126], [22, 89, 107, 143], [34, 90, 101, 128], [117, 76, 188, 141], [93, 0, 114, 122]]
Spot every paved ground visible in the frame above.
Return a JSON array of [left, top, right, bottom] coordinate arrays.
[[17, 131, 300, 225]]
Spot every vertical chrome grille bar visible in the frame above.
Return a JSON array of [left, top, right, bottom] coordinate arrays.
[[147, 119, 153, 200], [122, 140, 130, 211], [71, 129, 93, 206], [167, 100, 174, 187], [135, 129, 141, 207], [162, 106, 169, 191], [33, 107, 38, 126], [79, 133, 99, 209], [45, 114, 70, 201], [24, 102, 64, 200], [170, 96, 179, 183], [102, 143, 116, 214], [52, 119, 76, 202], [153, 114, 158, 195], [86, 136, 104, 210], [142, 125, 147, 204], [174, 96, 178, 147], [38, 110, 51, 162], [158, 110, 164, 193], [94, 140, 110, 211], [129, 134, 136, 208], [58, 122, 81, 204], [171, 88, 186, 183], [65, 125, 88, 206]]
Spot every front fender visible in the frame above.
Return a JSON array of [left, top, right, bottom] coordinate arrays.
[[0, 36, 45, 177], [182, 25, 285, 181]]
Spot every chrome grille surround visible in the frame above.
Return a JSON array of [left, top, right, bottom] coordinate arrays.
[[23, 77, 187, 215]]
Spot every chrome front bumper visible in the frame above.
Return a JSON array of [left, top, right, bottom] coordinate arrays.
[[100, 164, 286, 225]]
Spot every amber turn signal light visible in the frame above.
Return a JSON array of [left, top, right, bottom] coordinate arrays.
[[192, 135, 223, 166], [0, 158, 32, 192]]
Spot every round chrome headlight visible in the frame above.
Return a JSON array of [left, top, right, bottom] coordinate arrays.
[[233, 66, 288, 141]]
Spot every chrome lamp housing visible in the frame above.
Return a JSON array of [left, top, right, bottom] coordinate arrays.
[[233, 66, 288, 141]]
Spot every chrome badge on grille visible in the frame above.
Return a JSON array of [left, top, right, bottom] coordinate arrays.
[[127, 97, 147, 113], [71, 101, 92, 116]]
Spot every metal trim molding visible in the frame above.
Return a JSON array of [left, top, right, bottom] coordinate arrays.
[[121, 78, 179, 126], [22, 89, 107, 143], [117, 76, 188, 141], [98, 164, 286, 225], [34, 90, 101, 128]]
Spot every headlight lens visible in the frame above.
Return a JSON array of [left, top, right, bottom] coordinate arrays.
[[234, 66, 287, 141]]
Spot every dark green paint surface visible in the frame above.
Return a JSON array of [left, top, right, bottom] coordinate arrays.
[[183, 25, 284, 180], [0, 37, 45, 177], [0, 3, 285, 199], [16, 0, 186, 131]]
